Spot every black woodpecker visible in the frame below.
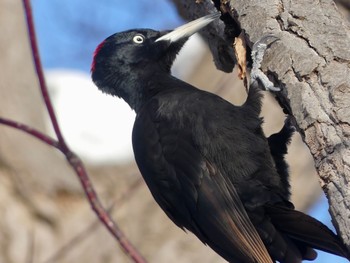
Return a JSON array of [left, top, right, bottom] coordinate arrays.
[[91, 13, 350, 263]]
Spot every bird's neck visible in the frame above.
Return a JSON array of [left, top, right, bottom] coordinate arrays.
[[121, 70, 187, 113]]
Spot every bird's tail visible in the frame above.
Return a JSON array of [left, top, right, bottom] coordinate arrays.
[[265, 204, 350, 260]]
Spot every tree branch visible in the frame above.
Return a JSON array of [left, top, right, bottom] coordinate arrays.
[[22, 0, 68, 152], [0, 118, 59, 148]]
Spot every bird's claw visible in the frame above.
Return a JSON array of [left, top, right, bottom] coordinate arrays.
[[250, 34, 280, 92]]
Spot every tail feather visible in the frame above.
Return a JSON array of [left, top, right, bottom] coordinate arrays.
[[265, 204, 350, 260]]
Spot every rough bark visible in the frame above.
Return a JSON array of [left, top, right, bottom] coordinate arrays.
[[172, 0, 350, 250]]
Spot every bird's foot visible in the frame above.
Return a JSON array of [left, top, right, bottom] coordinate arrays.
[[250, 35, 280, 92]]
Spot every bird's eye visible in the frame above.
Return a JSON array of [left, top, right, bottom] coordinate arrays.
[[133, 34, 144, 44]]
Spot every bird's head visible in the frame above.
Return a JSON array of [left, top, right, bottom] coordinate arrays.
[[91, 12, 220, 111]]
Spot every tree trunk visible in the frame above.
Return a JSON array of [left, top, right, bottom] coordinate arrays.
[[172, 0, 350, 250]]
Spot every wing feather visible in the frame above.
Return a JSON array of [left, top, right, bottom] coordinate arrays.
[[132, 105, 272, 263]]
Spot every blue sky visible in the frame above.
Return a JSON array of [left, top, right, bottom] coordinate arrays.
[[32, 0, 182, 72], [31, 1, 348, 262]]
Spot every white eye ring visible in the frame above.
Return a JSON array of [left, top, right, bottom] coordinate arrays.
[[133, 34, 144, 44]]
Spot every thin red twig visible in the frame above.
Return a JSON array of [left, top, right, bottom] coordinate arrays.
[[4, 1, 149, 262], [42, 178, 143, 263], [0, 117, 59, 148], [66, 153, 147, 263], [22, 0, 68, 152]]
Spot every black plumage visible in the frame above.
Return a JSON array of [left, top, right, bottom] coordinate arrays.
[[267, 116, 295, 199], [91, 13, 349, 263]]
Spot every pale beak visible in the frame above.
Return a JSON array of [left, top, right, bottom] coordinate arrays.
[[155, 12, 220, 43]]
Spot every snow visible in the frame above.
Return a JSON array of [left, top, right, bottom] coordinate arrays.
[[45, 70, 135, 164]]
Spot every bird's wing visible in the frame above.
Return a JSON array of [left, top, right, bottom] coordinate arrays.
[[196, 161, 273, 263], [132, 103, 273, 263]]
